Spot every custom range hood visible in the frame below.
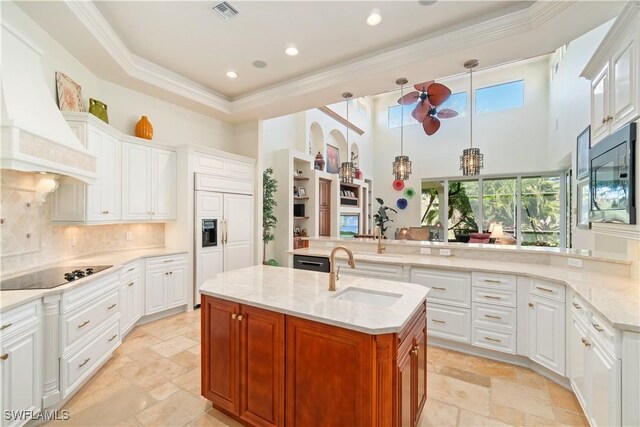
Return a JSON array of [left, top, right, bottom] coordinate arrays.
[[1, 23, 96, 184]]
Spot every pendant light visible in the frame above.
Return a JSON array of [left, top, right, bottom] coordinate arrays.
[[393, 78, 412, 181], [460, 59, 484, 176], [339, 92, 355, 183]]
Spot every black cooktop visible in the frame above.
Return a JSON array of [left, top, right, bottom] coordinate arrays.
[[1, 265, 113, 291]]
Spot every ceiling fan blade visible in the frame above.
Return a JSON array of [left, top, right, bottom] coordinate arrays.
[[427, 83, 452, 106], [422, 116, 441, 136], [412, 101, 431, 122], [413, 80, 434, 92], [398, 91, 420, 105], [437, 108, 458, 119]]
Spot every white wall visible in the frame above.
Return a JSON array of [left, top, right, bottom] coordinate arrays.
[[372, 57, 551, 232]]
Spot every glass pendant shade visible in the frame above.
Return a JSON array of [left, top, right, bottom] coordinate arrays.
[[393, 155, 412, 181], [339, 161, 355, 183], [460, 147, 483, 176]]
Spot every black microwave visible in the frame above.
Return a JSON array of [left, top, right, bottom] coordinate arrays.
[[589, 122, 636, 224]]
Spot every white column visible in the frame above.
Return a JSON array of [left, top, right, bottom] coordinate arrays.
[[41, 294, 61, 408]]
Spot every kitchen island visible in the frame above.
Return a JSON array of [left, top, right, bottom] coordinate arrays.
[[199, 265, 430, 427]]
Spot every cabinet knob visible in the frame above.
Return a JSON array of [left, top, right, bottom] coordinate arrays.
[[128, 282, 134, 287], [528, 302, 534, 308], [602, 117, 607, 124], [102, 210, 109, 214], [0, 353, 8, 360], [607, 115, 613, 122], [237, 315, 244, 322], [231, 313, 237, 320], [581, 337, 592, 348]]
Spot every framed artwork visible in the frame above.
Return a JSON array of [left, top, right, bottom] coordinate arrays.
[[55, 72, 84, 112], [576, 126, 590, 180], [298, 187, 306, 197], [326, 144, 340, 174], [577, 181, 591, 229]]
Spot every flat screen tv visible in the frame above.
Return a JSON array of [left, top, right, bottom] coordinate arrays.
[[340, 214, 359, 239], [589, 122, 636, 224]]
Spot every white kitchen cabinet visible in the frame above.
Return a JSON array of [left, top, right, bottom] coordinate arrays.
[[0, 302, 42, 427], [583, 2, 639, 145], [222, 194, 253, 272], [145, 254, 188, 315], [333, 259, 404, 281], [410, 268, 471, 308], [119, 262, 143, 336], [569, 315, 589, 411], [122, 142, 176, 221], [527, 293, 565, 375]]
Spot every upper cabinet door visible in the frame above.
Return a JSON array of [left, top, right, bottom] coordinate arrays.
[[151, 148, 177, 220], [610, 38, 638, 132], [591, 66, 609, 146], [99, 133, 121, 221], [122, 143, 152, 221], [85, 128, 103, 221]]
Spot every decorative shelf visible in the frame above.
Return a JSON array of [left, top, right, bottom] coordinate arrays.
[[293, 216, 309, 220], [340, 196, 358, 201], [294, 196, 309, 200], [293, 176, 309, 181], [339, 182, 359, 189]]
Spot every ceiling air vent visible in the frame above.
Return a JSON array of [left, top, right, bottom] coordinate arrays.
[[213, 2, 239, 20]]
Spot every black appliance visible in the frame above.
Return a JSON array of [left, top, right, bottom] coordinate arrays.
[[1, 265, 112, 291], [293, 204, 306, 217], [293, 255, 330, 273], [202, 219, 218, 247], [590, 122, 636, 224]]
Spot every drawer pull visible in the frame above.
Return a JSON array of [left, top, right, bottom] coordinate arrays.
[[0, 323, 12, 331], [107, 303, 117, 310], [102, 210, 109, 215], [431, 287, 446, 291], [535, 286, 554, 293], [162, 260, 174, 263], [483, 295, 502, 300], [78, 357, 91, 368], [528, 302, 534, 308], [482, 279, 503, 284], [0, 353, 8, 360], [484, 337, 502, 343], [431, 319, 446, 324], [592, 323, 604, 333], [484, 314, 502, 320], [297, 260, 323, 267], [78, 320, 90, 328], [108, 334, 118, 342], [572, 303, 582, 310], [128, 282, 134, 287], [127, 267, 135, 272], [581, 337, 592, 348]]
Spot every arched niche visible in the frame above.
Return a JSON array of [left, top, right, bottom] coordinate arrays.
[[309, 122, 324, 157], [327, 129, 348, 166]]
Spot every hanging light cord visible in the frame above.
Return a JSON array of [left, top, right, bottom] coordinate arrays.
[[469, 65, 473, 149], [400, 83, 404, 156], [345, 97, 349, 146]]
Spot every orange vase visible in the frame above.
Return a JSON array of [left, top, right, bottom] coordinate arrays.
[[135, 116, 153, 140]]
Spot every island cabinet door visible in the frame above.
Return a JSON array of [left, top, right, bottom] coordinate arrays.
[[397, 347, 414, 427], [239, 305, 285, 427], [202, 296, 241, 415], [285, 317, 373, 427]]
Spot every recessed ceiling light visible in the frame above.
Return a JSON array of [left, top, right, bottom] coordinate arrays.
[[366, 10, 382, 26], [252, 60, 267, 69], [226, 71, 238, 79], [285, 46, 299, 56]]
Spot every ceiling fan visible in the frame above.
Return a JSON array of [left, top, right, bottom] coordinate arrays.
[[398, 80, 458, 135]]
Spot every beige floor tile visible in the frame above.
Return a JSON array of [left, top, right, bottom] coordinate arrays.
[[491, 378, 554, 420], [458, 410, 509, 426], [490, 402, 525, 426], [148, 382, 181, 401], [118, 356, 189, 390], [552, 407, 589, 427], [135, 390, 209, 426], [441, 366, 491, 387], [116, 334, 164, 360], [428, 372, 491, 417], [417, 399, 459, 427], [515, 368, 547, 390], [523, 414, 561, 426], [546, 380, 583, 413], [183, 328, 202, 342], [150, 335, 199, 358], [188, 408, 243, 427], [113, 417, 141, 427], [170, 349, 201, 369], [173, 367, 201, 395], [467, 357, 517, 382], [188, 345, 202, 356]]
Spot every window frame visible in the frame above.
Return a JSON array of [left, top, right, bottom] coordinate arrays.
[[475, 79, 525, 115]]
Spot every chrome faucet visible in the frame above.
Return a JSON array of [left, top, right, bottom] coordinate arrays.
[[328, 246, 356, 291], [373, 226, 386, 254]]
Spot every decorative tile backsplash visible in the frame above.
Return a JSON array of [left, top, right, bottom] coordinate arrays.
[[1, 170, 164, 277]]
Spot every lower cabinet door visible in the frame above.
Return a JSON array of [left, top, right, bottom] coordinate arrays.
[[569, 317, 589, 412], [397, 348, 414, 427], [145, 268, 167, 315], [528, 294, 565, 375], [590, 341, 620, 427], [239, 306, 285, 427], [415, 326, 427, 423], [167, 264, 187, 308], [202, 297, 240, 415]]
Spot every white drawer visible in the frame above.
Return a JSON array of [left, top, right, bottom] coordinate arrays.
[[472, 272, 517, 291], [472, 326, 516, 354], [62, 290, 119, 351], [61, 272, 120, 314], [472, 303, 517, 331], [61, 320, 121, 398], [0, 300, 41, 338], [146, 254, 187, 269], [570, 293, 589, 325], [426, 303, 470, 343], [412, 268, 471, 308], [335, 260, 403, 280], [529, 279, 565, 302], [590, 311, 616, 356], [472, 287, 517, 308], [120, 260, 141, 280]]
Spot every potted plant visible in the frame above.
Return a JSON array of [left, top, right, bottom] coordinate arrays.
[[373, 198, 397, 238], [263, 168, 279, 266]]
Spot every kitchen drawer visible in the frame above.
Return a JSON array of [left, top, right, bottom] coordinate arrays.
[[472, 303, 516, 331], [472, 287, 517, 308], [61, 320, 121, 398], [62, 290, 119, 351], [411, 268, 471, 308], [293, 255, 330, 273], [146, 254, 187, 270], [570, 293, 589, 325], [0, 300, 41, 338], [61, 272, 120, 314], [426, 303, 470, 344], [472, 272, 517, 291], [335, 260, 403, 280], [120, 260, 141, 280], [590, 311, 617, 356], [472, 326, 516, 354], [529, 279, 565, 302]]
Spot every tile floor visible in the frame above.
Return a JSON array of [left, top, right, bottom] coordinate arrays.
[[48, 310, 588, 427]]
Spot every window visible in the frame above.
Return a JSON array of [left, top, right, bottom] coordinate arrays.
[[447, 181, 480, 241], [482, 178, 517, 241], [388, 92, 467, 128], [475, 80, 524, 114], [421, 181, 445, 226], [521, 176, 561, 247]]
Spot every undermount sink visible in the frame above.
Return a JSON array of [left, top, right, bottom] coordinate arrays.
[[333, 287, 402, 307]]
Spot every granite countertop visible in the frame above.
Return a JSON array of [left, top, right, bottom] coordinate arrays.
[[199, 265, 429, 334], [0, 248, 188, 312], [292, 248, 640, 333]]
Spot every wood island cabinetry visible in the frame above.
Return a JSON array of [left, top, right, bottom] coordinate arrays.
[[201, 295, 427, 427]]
